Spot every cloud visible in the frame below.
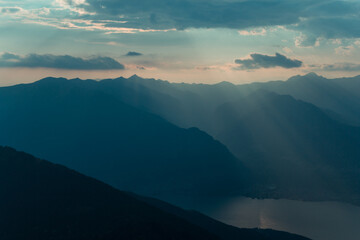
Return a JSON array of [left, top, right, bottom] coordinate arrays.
[[125, 51, 143, 57], [292, 17, 360, 41], [238, 28, 266, 36], [235, 53, 303, 70], [295, 34, 320, 48], [0, 53, 125, 70], [137, 66, 146, 70], [335, 45, 355, 56], [282, 47, 293, 54], [312, 63, 360, 72], [0, 52, 21, 60], [290, 1, 360, 43], [1, 7, 22, 14]]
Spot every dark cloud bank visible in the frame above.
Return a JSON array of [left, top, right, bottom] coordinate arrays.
[[82, 0, 313, 29], [235, 53, 303, 70], [0, 53, 125, 70], [76, 0, 360, 43]]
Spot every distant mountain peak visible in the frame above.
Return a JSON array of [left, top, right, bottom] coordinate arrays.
[[129, 74, 143, 80], [287, 72, 326, 82], [304, 72, 321, 78], [215, 81, 234, 87]]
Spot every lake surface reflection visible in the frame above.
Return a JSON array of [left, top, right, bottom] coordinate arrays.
[[165, 197, 360, 240]]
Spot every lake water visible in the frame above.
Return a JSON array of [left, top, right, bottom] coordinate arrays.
[[165, 197, 360, 240]]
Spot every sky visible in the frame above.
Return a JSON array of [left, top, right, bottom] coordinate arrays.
[[1, 0, 360, 85]]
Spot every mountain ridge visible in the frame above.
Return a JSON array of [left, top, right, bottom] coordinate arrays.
[[0, 77, 249, 198], [1, 74, 360, 205]]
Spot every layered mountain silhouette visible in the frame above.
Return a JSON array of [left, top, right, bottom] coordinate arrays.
[[1, 74, 360, 204], [0, 77, 247, 197], [81, 74, 360, 203], [0, 146, 311, 240]]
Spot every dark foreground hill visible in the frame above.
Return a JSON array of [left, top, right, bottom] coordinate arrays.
[[0, 146, 311, 240]]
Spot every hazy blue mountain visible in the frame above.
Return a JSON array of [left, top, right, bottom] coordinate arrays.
[[0, 78, 247, 197], [245, 73, 360, 126], [61, 73, 360, 129], [330, 75, 360, 96], [213, 90, 360, 202], [0, 146, 311, 240], [109, 73, 360, 128], [96, 75, 245, 130], [214, 90, 360, 167]]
